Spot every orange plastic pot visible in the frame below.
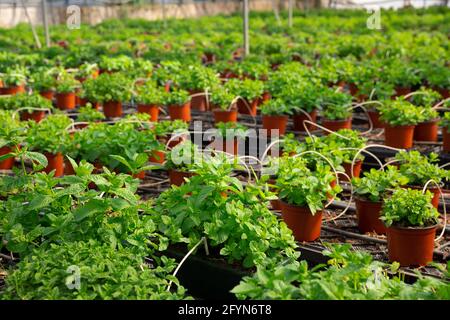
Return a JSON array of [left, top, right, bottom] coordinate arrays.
[[169, 103, 191, 122], [387, 225, 436, 266], [40, 90, 54, 100], [0, 146, 15, 170], [292, 110, 317, 132], [262, 115, 289, 136], [213, 109, 238, 124], [322, 118, 352, 133], [168, 169, 194, 186], [367, 110, 384, 129], [443, 128, 450, 153], [189, 89, 209, 111], [137, 104, 160, 122], [133, 171, 146, 179], [354, 197, 386, 234], [20, 110, 45, 122], [103, 101, 123, 118], [237, 98, 258, 116], [149, 150, 165, 164], [64, 158, 75, 175], [1, 85, 25, 95], [433, 87, 449, 99], [55, 92, 76, 110], [270, 199, 281, 211], [342, 160, 362, 180], [407, 185, 441, 209], [44, 152, 64, 177], [384, 124, 415, 149], [280, 201, 322, 242], [414, 119, 438, 142]]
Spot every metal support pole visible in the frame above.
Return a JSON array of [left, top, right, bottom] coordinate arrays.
[[243, 0, 249, 57], [21, 0, 41, 49], [41, 0, 50, 47], [272, 0, 281, 25], [288, 0, 293, 28]]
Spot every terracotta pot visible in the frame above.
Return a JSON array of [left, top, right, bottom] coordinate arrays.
[[149, 150, 165, 164], [354, 197, 386, 234], [384, 124, 415, 149], [168, 103, 191, 122], [55, 92, 76, 110], [342, 160, 362, 180], [168, 169, 194, 186], [348, 82, 358, 96], [237, 98, 258, 116], [213, 137, 239, 155], [262, 115, 289, 136], [132, 171, 146, 179], [44, 152, 64, 177], [387, 225, 436, 266], [213, 109, 238, 124], [443, 128, 450, 153], [20, 110, 45, 122], [189, 89, 209, 111], [64, 158, 75, 175], [270, 199, 281, 211], [103, 101, 123, 118], [433, 87, 449, 99], [414, 119, 438, 142], [292, 110, 317, 132], [367, 110, 384, 129], [407, 185, 441, 209], [1, 85, 25, 95], [0, 146, 15, 170], [393, 87, 411, 98], [322, 118, 352, 133], [137, 104, 160, 122], [39, 90, 54, 100], [279, 201, 322, 242]]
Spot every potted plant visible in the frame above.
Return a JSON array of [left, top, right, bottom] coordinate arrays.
[[94, 73, 133, 118], [98, 55, 133, 74], [441, 112, 450, 153], [386, 60, 421, 97], [135, 81, 164, 122], [225, 78, 264, 116], [321, 90, 353, 133], [153, 120, 189, 150], [75, 62, 99, 82], [0, 110, 25, 170], [352, 166, 408, 234], [394, 150, 448, 208], [357, 81, 395, 128], [26, 114, 72, 177], [212, 122, 247, 156], [409, 88, 442, 142], [110, 152, 156, 180], [210, 87, 238, 124], [381, 188, 440, 266], [55, 71, 80, 110], [423, 64, 449, 99], [165, 140, 199, 186], [379, 98, 422, 148], [162, 89, 191, 122], [276, 156, 340, 241], [0, 67, 27, 95], [179, 65, 220, 111], [79, 77, 100, 109], [29, 68, 57, 100], [76, 104, 105, 128], [0, 92, 52, 122], [260, 99, 293, 136]]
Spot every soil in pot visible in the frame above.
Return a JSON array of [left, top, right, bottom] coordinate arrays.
[[169, 103, 191, 122], [443, 128, 450, 153], [55, 92, 76, 110], [137, 104, 160, 122], [279, 200, 322, 242], [387, 225, 436, 267], [1, 85, 25, 95], [237, 98, 258, 116], [39, 90, 54, 100], [0, 146, 15, 170], [149, 150, 165, 164], [367, 110, 384, 129], [322, 118, 352, 133], [342, 160, 362, 180], [20, 110, 46, 122], [293, 110, 317, 132], [189, 90, 209, 111], [354, 197, 386, 234], [384, 124, 415, 149], [44, 152, 64, 177], [213, 109, 238, 124], [103, 101, 123, 118], [413, 119, 438, 142], [168, 169, 194, 186], [262, 115, 289, 136]]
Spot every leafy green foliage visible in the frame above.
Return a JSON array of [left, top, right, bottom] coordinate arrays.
[[0, 110, 27, 148], [225, 78, 264, 102], [0, 66, 27, 87], [441, 112, 450, 131], [76, 105, 105, 122], [0, 92, 53, 112], [135, 81, 165, 105], [90, 72, 133, 103], [379, 98, 422, 126], [29, 68, 57, 92], [215, 122, 247, 138], [210, 86, 236, 110], [321, 89, 353, 120], [161, 88, 190, 106], [98, 55, 133, 72], [179, 64, 220, 91], [381, 188, 440, 227], [55, 71, 80, 94], [26, 114, 72, 154], [260, 98, 293, 116]]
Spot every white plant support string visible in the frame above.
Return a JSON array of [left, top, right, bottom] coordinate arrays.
[[432, 97, 450, 110], [234, 96, 257, 126], [189, 89, 211, 111], [260, 139, 284, 165], [165, 131, 190, 151], [302, 120, 351, 141], [421, 179, 447, 242], [166, 237, 209, 292], [351, 101, 385, 136]]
